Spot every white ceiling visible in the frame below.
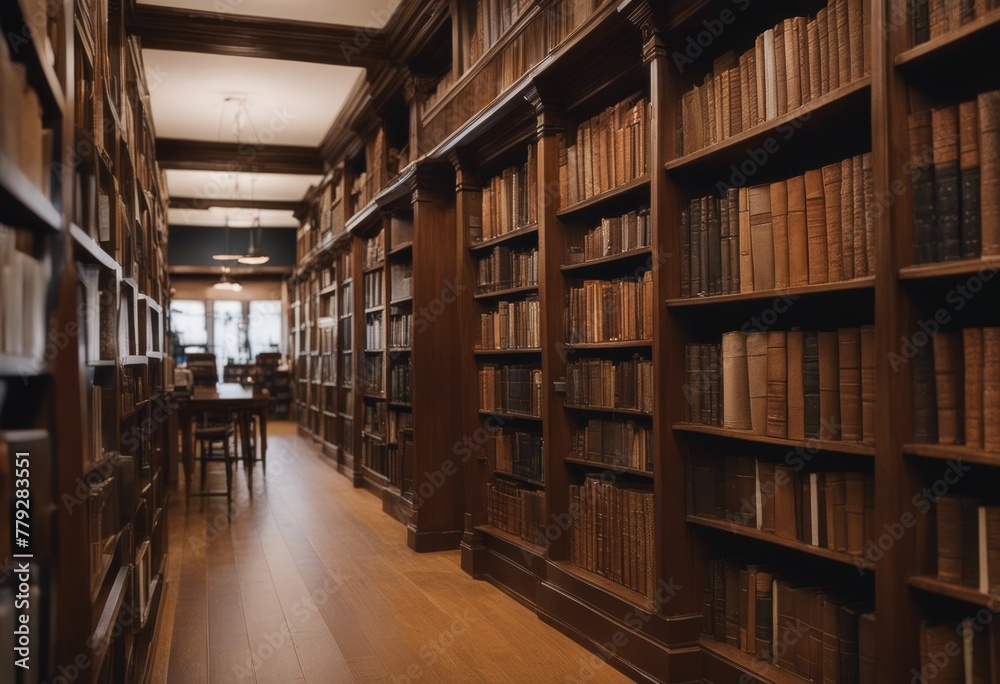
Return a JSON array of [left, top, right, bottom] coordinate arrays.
[[143, 50, 363, 146], [168, 207, 300, 228], [138, 0, 400, 28], [164, 170, 322, 202]]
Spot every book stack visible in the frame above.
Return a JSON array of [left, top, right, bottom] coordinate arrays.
[[363, 401, 387, 437], [1, 225, 49, 363], [390, 262, 412, 300], [908, 91, 1000, 264], [363, 355, 383, 395], [365, 313, 383, 350], [678, 0, 871, 156], [919, 619, 999, 682], [566, 207, 652, 264], [914, 0, 1000, 43], [363, 231, 384, 269], [569, 476, 655, 598], [475, 245, 538, 293], [120, 368, 136, 415], [690, 455, 875, 556], [390, 360, 411, 403], [362, 435, 387, 475], [476, 299, 540, 351], [466, 0, 534, 69], [703, 557, 876, 682], [389, 313, 412, 347], [486, 477, 546, 543], [388, 409, 413, 444], [478, 364, 543, 417], [681, 153, 875, 297], [912, 327, 1000, 451], [475, 143, 537, 242], [363, 269, 383, 308], [486, 428, 544, 483], [560, 95, 649, 206], [565, 357, 654, 413], [688, 327, 876, 444], [569, 419, 653, 473], [0, 35, 52, 197], [935, 494, 1000, 593], [566, 273, 653, 344]]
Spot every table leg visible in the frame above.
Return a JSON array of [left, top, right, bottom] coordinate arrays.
[[259, 407, 267, 472], [180, 407, 193, 492]]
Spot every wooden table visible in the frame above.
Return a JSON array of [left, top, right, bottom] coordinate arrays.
[[176, 384, 269, 491]]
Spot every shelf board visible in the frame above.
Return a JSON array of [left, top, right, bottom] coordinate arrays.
[[563, 457, 653, 479], [468, 223, 539, 253], [364, 306, 384, 314], [908, 575, 996, 607], [123, 355, 148, 365], [479, 410, 542, 422], [550, 559, 654, 611], [687, 514, 873, 570], [387, 347, 411, 354], [0, 151, 61, 233], [388, 241, 413, 256], [0, 354, 44, 377], [363, 262, 385, 274], [363, 348, 385, 354], [564, 340, 652, 350], [699, 636, 811, 684], [5, 0, 66, 116], [896, 8, 1000, 69], [556, 175, 650, 218], [493, 470, 545, 487], [319, 283, 338, 296], [473, 284, 539, 301], [560, 247, 652, 273], [361, 430, 385, 442], [898, 257, 1000, 281], [389, 296, 413, 306], [388, 401, 412, 409], [362, 393, 386, 401], [673, 423, 876, 456], [667, 276, 875, 307], [473, 347, 542, 356], [71, 224, 120, 271], [665, 78, 871, 174], [564, 404, 652, 418], [475, 524, 547, 556], [903, 442, 1000, 467]]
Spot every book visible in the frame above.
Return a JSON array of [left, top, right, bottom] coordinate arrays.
[[722, 332, 752, 431]]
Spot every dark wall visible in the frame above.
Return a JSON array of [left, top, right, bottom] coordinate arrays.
[[168, 226, 296, 267]]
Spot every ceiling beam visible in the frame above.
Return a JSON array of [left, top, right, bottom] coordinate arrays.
[[156, 138, 324, 175], [169, 196, 303, 212], [130, 4, 389, 67]]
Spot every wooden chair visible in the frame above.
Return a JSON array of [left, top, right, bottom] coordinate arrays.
[[192, 409, 237, 507]]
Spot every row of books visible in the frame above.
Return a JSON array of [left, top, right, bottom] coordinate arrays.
[[678, 0, 870, 155], [390, 263, 412, 301], [363, 355, 383, 394], [363, 400, 387, 435], [475, 245, 538, 294], [475, 299, 540, 351], [914, 0, 1000, 43], [389, 214, 413, 247], [565, 357, 654, 414], [365, 312, 383, 350], [387, 432, 413, 493], [919, 618, 1000, 683], [363, 270, 383, 309], [936, 494, 1000, 593], [703, 558, 876, 682], [363, 230, 384, 269], [340, 281, 353, 317], [566, 207, 652, 264], [389, 313, 411, 348], [566, 273, 653, 344], [569, 418, 653, 474], [1, 225, 48, 361], [390, 360, 411, 404], [88, 383, 114, 468], [681, 153, 875, 298], [486, 477, 546, 543], [914, 327, 1000, 451], [688, 327, 876, 444], [691, 455, 875, 557], [569, 476, 655, 598], [560, 96, 649, 206], [388, 409, 413, 445], [479, 363, 543, 417], [465, 0, 532, 69], [362, 435, 388, 476], [486, 428, 544, 483], [79, 264, 116, 363], [909, 92, 1000, 264], [120, 366, 145, 415], [0, 34, 52, 197], [475, 143, 537, 242]]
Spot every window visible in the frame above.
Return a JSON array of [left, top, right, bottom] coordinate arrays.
[[170, 300, 208, 352], [212, 300, 246, 374], [248, 300, 283, 359]]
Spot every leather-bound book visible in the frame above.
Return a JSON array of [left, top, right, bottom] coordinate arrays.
[[823, 163, 845, 282], [980, 90, 1000, 257], [860, 325, 876, 444], [686, 344, 701, 422], [818, 331, 842, 440], [770, 180, 790, 288], [774, 465, 798, 540], [982, 506, 1000, 593], [984, 327, 1000, 452], [862, 153, 876, 269], [936, 495, 964, 583], [913, 0, 931, 43], [962, 497, 980, 588], [824, 472, 846, 552], [807, 17, 822, 102], [681, 208, 691, 298], [728, 189, 741, 292], [787, 329, 806, 440], [845, 472, 866, 555], [774, 21, 788, 116], [700, 197, 711, 297], [767, 331, 788, 438], [758, 460, 776, 532], [964, 327, 985, 450], [848, 0, 865, 81], [690, 199, 703, 296], [913, 338, 939, 443], [763, 29, 778, 120], [784, 19, 800, 111], [754, 571, 774, 660], [838, 327, 863, 442], [739, 569, 750, 650], [720, 195, 731, 294], [713, 560, 726, 642], [739, 187, 754, 293], [858, 613, 877, 684], [745, 565, 758, 655], [804, 332, 821, 439], [749, 185, 775, 291], [959, 100, 982, 258], [723, 332, 752, 430], [852, 155, 868, 277], [805, 169, 829, 283], [821, 594, 841, 683], [932, 330, 963, 445], [796, 17, 810, 106], [840, 158, 855, 280], [775, 582, 799, 673], [708, 196, 722, 295], [787, 175, 810, 287], [747, 332, 769, 435], [710, 344, 722, 426], [724, 557, 741, 646], [920, 621, 964, 681], [826, 4, 840, 92], [909, 110, 937, 264], [836, 0, 851, 87], [932, 106, 962, 261], [817, 8, 831, 95]]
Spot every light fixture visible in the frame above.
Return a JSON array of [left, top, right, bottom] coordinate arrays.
[[238, 213, 270, 265], [212, 218, 242, 261], [213, 268, 243, 292]]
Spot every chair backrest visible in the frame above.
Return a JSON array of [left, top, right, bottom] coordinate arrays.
[[186, 353, 219, 386]]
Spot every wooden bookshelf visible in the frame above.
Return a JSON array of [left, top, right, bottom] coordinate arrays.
[[666, 276, 876, 307], [907, 575, 1000, 608], [673, 422, 877, 457]]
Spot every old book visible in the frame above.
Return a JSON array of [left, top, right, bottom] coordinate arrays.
[[804, 332, 821, 439], [936, 495, 965, 583], [853, 155, 869, 277], [914, 0, 931, 43], [787, 175, 810, 286], [860, 325, 876, 444], [749, 185, 775, 291], [920, 621, 964, 682], [980, 90, 1000, 256], [822, 163, 845, 282], [807, 16, 822, 103], [825, 472, 847, 552], [913, 339, 940, 443], [959, 100, 982, 258], [839, 328, 863, 442], [774, 21, 788, 115], [848, 0, 865, 80], [758, 461, 776, 532], [723, 332, 752, 430], [964, 327, 985, 449], [739, 569, 750, 649], [787, 330, 806, 440], [728, 189, 741, 292], [980, 506, 1000, 593], [862, 153, 876, 270], [845, 472, 866, 555], [708, 194, 722, 295], [745, 566, 758, 655], [774, 465, 798, 540], [818, 332, 842, 441], [725, 557, 741, 646], [763, 29, 777, 120], [840, 159, 855, 280], [818, 7, 832, 95], [859, 612, 877, 684], [770, 180, 790, 288], [767, 331, 788, 438], [739, 187, 754, 293], [805, 169, 829, 284], [755, 571, 774, 660], [962, 496, 981, 589], [747, 332, 769, 435], [932, 106, 962, 261], [822, 594, 842, 684], [784, 19, 800, 111], [910, 110, 937, 264], [836, 0, 851, 87], [985, 327, 1000, 452], [932, 330, 963, 445]]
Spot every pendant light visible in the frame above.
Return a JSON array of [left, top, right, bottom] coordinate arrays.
[[238, 212, 270, 265], [212, 217, 242, 261], [212, 267, 243, 292]]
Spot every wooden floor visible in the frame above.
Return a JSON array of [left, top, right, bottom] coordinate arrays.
[[151, 422, 632, 683]]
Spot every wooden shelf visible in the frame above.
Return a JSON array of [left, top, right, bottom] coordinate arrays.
[[473, 284, 539, 300], [388, 241, 413, 256], [667, 277, 875, 307], [363, 262, 385, 274], [493, 470, 545, 487], [475, 524, 547, 556], [665, 78, 872, 174], [699, 636, 811, 684], [0, 151, 61, 233], [903, 442, 1000, 467], [362, 392, 386, 400], [364, 305, 384, 314], [896, 8, 1000, 69], [559, 247, 652, 273], [908, 575, 997, 607], [362, 430, 385, 442], [673, 422, 876, 456], [898, 257, 1000, 281], [563, 457, 653, 479], [70, 223, 120, 271], [564, 404, 652, 418], [556, 175, 650, 217], [388, 347, 411, 354], [473, 347, 542, 356], [549, 560, 654, 611], [389, 296, 413, 306], [687, 515, 873, 570], [3, 0, 66, 116], [478, 410, 542, 422], [563, 340, 652, 350], [468, 223, 539, 253]]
